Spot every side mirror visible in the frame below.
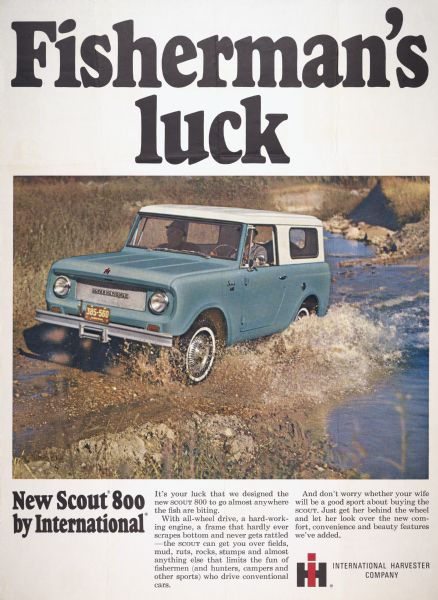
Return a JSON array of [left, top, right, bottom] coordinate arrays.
[[247, 258, 257, 271]]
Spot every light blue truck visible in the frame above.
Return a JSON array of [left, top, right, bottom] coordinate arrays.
[[36, 205, 330, 382]]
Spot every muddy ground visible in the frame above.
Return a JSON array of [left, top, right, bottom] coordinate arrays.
[[14, 302, 399, 480], [14, 350, 345, 480], [12, 330, 346, 479]]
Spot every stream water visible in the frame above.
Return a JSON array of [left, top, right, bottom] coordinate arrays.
[[325, 234, 429, 479]]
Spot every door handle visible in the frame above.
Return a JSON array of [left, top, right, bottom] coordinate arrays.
[[279, 275, 287, 280]]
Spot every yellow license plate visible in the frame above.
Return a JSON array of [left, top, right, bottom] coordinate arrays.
[[85, 305, 110, 324]]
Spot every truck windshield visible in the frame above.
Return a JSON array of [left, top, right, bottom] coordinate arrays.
[[128, 215, 242, 260]]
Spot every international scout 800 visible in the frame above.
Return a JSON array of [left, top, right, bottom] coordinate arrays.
[[36, 205, 330, 382]]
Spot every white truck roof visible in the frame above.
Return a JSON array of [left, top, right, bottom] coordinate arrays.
[[139, 204, 322, 226]]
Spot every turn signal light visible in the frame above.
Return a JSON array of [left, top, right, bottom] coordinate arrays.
[[147, 324, 160, 332], [50, 307, 62, 313]]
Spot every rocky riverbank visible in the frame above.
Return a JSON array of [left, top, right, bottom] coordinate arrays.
[[325, 214, 429, 261]]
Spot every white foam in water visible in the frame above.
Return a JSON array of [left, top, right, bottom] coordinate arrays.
[[219, 304, 402, 408], [379, 303, 429, 350], [374, 291, 429, 310], [130, 299, 413, 413], [413, 331, 429, 349]]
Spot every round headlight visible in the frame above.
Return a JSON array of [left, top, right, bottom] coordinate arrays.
[[53, 276, 71, 298], [149, 291, 169, 314]]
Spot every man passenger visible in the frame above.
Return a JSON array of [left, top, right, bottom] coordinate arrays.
[[243, 227, 268, 266]]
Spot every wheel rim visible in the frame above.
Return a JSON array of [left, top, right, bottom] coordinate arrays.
[[295, 306, 310, 321], [185, 327, 216, 382]]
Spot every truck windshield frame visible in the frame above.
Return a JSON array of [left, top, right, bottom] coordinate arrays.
[[127, 214, 244, 261]]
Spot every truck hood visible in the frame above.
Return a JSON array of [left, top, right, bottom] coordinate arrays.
[[52, 249, 233, 288]]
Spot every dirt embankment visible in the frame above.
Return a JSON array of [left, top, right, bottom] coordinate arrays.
[[14, 408, 350, 480]]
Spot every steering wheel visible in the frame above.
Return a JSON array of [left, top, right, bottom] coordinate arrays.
[[211, 244, 237, 258]]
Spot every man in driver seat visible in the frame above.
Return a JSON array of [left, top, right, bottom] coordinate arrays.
[[158, 220, 201, 252]]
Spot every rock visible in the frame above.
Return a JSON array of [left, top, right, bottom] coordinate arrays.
[[117, 461, 136, 478], [362, 225, 395, 245], [154, 423, 175, 441], [227, 434, 256, 463], [345, 226, 367, 241], [325, 215, 351, 233], [392, 217, 429, 257], [324, 214, 416, 258]]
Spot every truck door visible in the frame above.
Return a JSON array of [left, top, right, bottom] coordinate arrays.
[[239, 225, 286, 332]]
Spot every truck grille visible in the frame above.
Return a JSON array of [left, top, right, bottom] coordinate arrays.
[[76, 280, 147, 311]]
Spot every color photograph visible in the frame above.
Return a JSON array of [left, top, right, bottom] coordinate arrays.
[[13, 176, 429, 480]]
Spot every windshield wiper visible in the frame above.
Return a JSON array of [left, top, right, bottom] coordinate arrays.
[[178, 249, 211, 259], [153, 247, 210, 259]]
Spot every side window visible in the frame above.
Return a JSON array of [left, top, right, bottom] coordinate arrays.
[[290, 228, 318, 259], [241, 225, 277, 267]]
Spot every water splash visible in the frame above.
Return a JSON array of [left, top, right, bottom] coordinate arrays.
[[192, 305, 400, 409]]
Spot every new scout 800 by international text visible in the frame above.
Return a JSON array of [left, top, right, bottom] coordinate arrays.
[[36, 205, 330, 382]]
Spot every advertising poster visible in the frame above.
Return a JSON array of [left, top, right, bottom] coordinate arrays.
[[0, 1, 436, 598]]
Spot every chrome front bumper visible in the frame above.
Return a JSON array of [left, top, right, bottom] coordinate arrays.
[[35, 309, 173, 347]]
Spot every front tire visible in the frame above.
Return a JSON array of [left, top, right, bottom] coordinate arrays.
[[179, 319, 217, 383]]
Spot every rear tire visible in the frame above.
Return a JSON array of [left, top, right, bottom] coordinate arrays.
[[295, 306, 310, 321], [295, 298, 318, 321]]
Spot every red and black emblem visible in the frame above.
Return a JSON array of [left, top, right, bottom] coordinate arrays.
[[297, 553, 327, 587]]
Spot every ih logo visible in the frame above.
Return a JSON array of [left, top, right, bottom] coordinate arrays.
[[297, 553, 327, 587]]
